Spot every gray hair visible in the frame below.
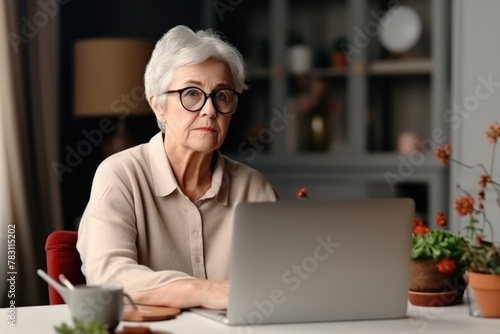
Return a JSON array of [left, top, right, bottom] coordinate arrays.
[[144, 25, 248, 132]]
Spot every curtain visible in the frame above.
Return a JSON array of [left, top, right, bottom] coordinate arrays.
[[0, 0, 62, 307]]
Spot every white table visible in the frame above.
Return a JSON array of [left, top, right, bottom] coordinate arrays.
[[2, 303, 499, 333]]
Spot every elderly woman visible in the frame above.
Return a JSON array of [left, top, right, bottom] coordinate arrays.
[[76, 25, 279, 310]]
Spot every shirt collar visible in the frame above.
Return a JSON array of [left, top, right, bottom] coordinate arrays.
[[204, 151, 229, 206], [148, 132, 177, 197], [148, 132, 229, 206]]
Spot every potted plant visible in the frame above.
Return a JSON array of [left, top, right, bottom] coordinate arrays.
[[409, 215, 467, 306], [330, 36, 349, 68], [435, 122, 500, 317]]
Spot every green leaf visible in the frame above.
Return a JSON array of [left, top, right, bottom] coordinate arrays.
[[54, 318, 108, 334], [432, 248, 441, 257]]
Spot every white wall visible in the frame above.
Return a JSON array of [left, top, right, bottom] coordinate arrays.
[[451, 0, 500, 240]]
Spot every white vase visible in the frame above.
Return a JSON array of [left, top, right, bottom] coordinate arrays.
[[288, 45, 311, 75]]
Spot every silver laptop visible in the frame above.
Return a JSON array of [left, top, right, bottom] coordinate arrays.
[[190, 198, 414, 325]]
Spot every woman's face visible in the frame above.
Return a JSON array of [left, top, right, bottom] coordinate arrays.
[[151, 58, 235, 155]]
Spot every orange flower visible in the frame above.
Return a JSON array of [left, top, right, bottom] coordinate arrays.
[[436, 258, 457, 273], [413, 224, 430, 236], [296, 187, 308, 199], [478, 174, 491, 188], [435, 144, 451, 165], [435, 212, 447, 227], [413, 218, 424, 227], [454, 195, 475, 216], [485, 122, 500, 143]]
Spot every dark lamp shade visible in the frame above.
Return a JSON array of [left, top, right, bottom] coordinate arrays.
[[73, 38, 154, 117]]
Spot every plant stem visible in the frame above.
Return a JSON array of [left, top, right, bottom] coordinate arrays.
[[490, 142, 496, 176], [449, 157, 489, 175], [487, 142, 500, 227]]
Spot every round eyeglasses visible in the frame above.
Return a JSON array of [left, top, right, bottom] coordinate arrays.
[[164, 86, 241, 114]]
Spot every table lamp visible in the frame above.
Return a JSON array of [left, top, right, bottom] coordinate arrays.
[[73, 38, 154, 157]]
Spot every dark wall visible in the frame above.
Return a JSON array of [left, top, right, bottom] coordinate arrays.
[[59, 0, 203, 228]]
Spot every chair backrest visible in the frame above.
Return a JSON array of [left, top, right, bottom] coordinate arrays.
[[45, 230, 86, 304]]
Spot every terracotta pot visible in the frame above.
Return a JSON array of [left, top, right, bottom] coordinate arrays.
[[408, 259, 465, 306], [331, 51, 347, 68], [409, 259, 459, 292], [408, 290, 458, 307], [468, 272, 500, 317]]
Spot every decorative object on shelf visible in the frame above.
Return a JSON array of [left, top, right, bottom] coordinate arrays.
[[378, 5, 422, 56], [287, 30, 312, 75], [409, 216, 467, 306], [293, 76, 331, 152], [73, 38, 154, 158], [435, 122, 500, 317], [397, 131, 421, 155], [330, 36, 348, 68]]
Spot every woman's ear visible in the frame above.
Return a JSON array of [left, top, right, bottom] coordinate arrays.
[[149, 95, 166, 123]]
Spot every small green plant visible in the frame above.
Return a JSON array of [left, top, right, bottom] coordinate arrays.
[[331, 36, 348, 53], [411, 216, 467, 273], [412, 229, 466, 261], [54, 318, 108, 334], [287, 30, 306, 46], [462, 239, 500, 274]]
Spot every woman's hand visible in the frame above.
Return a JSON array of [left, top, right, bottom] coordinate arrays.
[[132, 278, 229, 309], [197, 279, 229, 309]]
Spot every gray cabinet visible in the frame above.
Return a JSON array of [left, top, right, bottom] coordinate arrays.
[[210, 0, 451, 225]]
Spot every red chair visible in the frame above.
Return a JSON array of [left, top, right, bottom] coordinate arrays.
[[45, 230, 86, 304]]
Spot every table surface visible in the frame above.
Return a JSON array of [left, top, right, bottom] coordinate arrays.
[[2, 303, 499, 333]]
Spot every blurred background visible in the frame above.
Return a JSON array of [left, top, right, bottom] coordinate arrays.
[[2, 0, 499, 307], [59, 0, 449, 230]]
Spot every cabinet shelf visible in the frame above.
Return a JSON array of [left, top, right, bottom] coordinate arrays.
[[369, 59, 433, 76], [309, 67, 348, 78], [248, 67, 348, 80], [247, 68, 270, 80]]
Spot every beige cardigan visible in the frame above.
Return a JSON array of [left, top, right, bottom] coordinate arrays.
[[77, 132, 279, 294]]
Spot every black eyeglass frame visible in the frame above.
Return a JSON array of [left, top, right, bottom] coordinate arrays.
[[164, 86, 242, 115]]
